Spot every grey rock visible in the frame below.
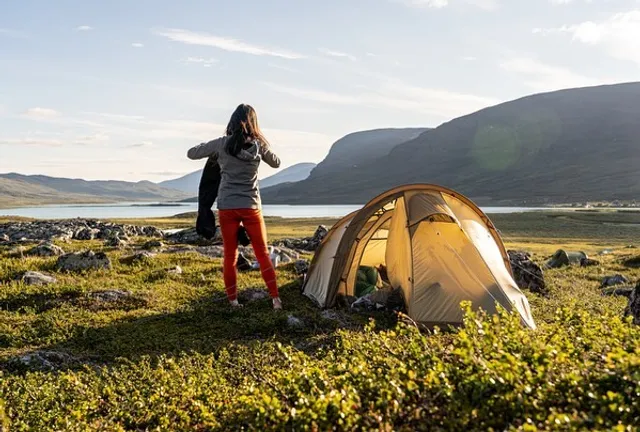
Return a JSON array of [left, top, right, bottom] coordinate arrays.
[[623, 282, 640, 325], [0, 219, 163, 243], [26, 242, 66, 257], [104, 234, 128, 248], [0, 233, 9, 243], [294, 260, 310, 275], [602, 286, 635, 297], [142, 225, 164, 238], [10, 350, 75, 371], [508, 250, 548, 297], [143, 240, 164, 250], [601, 274, 629, 287], [21, 271, 57, 286], [74, 227, 100, 240], [239, 288, 269, 303], [56, 250, 112, 272], [273, 225, 328, 252], [87, 289, 132, 302], [195, 245, 225, 258], [287, 315, 304, 328], [120, 251, 156, 265], [165, 227, 214, 245]]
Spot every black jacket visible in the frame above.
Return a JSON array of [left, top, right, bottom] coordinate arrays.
[[196, 158, 250, 246]]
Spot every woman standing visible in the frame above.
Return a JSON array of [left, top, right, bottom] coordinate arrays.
[[187, 104, 282, 310]]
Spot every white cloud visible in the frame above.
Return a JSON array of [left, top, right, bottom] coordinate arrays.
[[184, 56, 218, 67], [131, 42, 144, 48], [500, 57, 604, 91], [395, 0, 498, 10], [76, 25, 93, 31], [0, 137, 64, 147], [22, 107, 61, 119], [534, 10, 640, 65], [74, 133, 110, 146], [319, 48, 357, 61], [268, 63, 298, 73], [126, 141, 153, 148], [461, 56, 477, 61], [154, 28, 305, 59], [264, 80, 500, 118], [399, 0, 449, 8]]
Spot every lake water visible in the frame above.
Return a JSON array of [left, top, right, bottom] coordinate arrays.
[[0, 202, 561, 220]]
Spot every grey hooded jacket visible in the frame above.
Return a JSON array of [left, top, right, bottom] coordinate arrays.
[[187, 136, 281, 210]]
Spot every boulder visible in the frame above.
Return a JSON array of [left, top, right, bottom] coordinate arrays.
[[601, 274, 629, 288], [104, 234, 128, 248], [508, 250, 548, 297], [0, 233, 9, 243], [20, 271, 57, 286], [56, 250, 112, 272], [142, 225, 164, 238], [74, 227, 99, 240], [165, 228, 212, 245], [26, 242, 66, 257], [623, 282, 640, 325]]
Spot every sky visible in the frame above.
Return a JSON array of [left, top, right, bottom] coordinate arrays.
[[1, 0, 639, 182]]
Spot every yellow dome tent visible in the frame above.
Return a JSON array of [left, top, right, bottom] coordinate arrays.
[[302, 184, 536, 329]]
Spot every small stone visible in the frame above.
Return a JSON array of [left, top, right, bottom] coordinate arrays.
[[119, 251, 156, 265], [143, 240, 164, 251], [10, 350, 75, 372], [87, 289, 132, 302], [21, 271, 57, 286], [26, 242, 66, 257], [601, 274, 629, 288], [56, 250, 112, 272], [167, 265, 183, 275], [239, 288, 269, 303], [294, 260, 310, 275], [286, 315, 304, 328], [142, 226, 164, 238], [0, 233, 10, 243]]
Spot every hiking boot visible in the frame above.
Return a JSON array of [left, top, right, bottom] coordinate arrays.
[[272, 297, 283, 310]]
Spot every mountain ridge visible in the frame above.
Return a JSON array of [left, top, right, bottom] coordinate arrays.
[[262, 82, 640, 205]]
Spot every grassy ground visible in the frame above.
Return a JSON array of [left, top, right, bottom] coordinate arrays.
[[0, 212, 639, 430]]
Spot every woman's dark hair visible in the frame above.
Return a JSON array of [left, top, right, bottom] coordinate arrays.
[[224, 104, 269, 157]]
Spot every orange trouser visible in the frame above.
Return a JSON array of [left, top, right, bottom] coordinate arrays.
[[218, 208, 279, 301]]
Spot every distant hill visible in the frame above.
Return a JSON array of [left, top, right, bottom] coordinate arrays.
[[308, 128, 429, 179], [160, 162, 317, 195], [262, 82, 640, 206], [0, 173, 189, 208]]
